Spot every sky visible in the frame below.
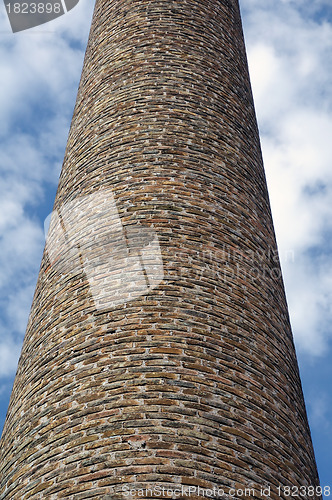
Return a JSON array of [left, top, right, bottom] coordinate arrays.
[[0, 0, 331, 490]]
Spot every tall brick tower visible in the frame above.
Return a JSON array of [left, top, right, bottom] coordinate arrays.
[[0, 0, 321, 498]]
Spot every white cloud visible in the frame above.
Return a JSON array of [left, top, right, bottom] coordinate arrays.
[[0, 0, 94, 376], [242, 0, 332, 355], [307, 391, 331, 431], [282, 253, 332, 355], [0, 336, 22, 377], [7, 283, 37, 336]]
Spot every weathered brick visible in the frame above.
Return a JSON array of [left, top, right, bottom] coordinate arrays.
[[0, 0, 320, 499]]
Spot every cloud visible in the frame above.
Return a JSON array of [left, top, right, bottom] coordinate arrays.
[[309, 393, 331, 431], [0, 340, 21, 377], [0, 0, 94, 377], [241, 0, 332, 355]]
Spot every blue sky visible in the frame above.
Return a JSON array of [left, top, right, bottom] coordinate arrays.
[[0, 0, 331, 490]]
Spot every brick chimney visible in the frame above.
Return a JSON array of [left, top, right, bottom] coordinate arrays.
[[0, 0, 321, 498]]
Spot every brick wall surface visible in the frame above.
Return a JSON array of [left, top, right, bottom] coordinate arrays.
[[0, 0, 321, 498]]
